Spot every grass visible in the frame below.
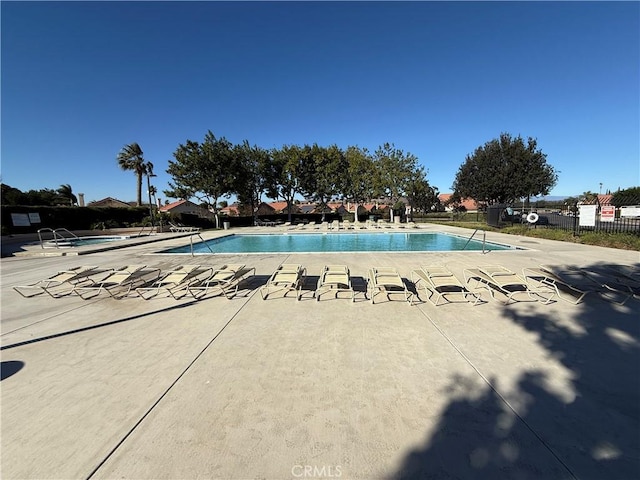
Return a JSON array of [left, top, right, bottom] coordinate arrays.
[[424, 220, 640, 251]]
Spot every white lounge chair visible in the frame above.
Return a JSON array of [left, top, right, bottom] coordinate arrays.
[[367, 267, 411, 305], [260, 264, 306, 300], [315, 265, 355, 302], [411, 265, 481, 306], [580, 267, 638, 305], [13, 266, 108, 298], [75, 265, 161, 299], [464, 265, 553, 305], [522, 266, 594, 305], [169, 222, 200, 233], [187, 264, 255, 300], [135, 265, 214, 300]]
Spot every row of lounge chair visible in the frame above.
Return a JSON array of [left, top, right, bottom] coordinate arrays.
[[272, 220, 421, 231], [168, 222, 200, 233], [13, 263, 639, 306], [13, 264, 255, 301]]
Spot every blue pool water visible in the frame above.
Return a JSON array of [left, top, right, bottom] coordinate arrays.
[[160, 232, 516, 254]]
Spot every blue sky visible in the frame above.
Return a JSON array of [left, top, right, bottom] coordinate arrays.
[[2, 1, 638, 205]]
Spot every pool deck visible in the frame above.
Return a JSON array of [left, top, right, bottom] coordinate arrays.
[[1, 224, 639, 479]]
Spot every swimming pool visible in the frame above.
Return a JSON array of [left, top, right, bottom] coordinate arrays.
[[43, 235, 130, 248], [160, 232, 517, 254]]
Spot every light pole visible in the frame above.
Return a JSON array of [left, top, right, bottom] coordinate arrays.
[[599, 183, 603, 195]]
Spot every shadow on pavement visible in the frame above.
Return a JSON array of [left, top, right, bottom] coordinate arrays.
[[392, 261, 640, 480]]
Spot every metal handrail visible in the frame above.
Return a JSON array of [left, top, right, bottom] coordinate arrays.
[[38, 228, 79, 249], [54, 228, 79, 240], [38, 228, 54, 249], [462, 228, 487, 254], [190, 233, 214, 256], [137, 225, 156, 237]]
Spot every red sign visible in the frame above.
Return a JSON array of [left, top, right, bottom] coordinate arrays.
[[601, 206, 615, 222]]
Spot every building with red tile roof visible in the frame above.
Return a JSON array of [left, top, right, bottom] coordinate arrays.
[[438, 194, 479, 211], [159, 199, 212, 218]]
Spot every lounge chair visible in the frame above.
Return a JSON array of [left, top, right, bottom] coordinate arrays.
[[522, 266, 594, 305], [605, 264, 640, 283], [411, 265, 481, 306], [260, 264, 306, 300], [75, 265, 161, 299], [187, 264, 256, 300], [135, 265, 214, 300], [169, 222, 200, 233], [603, 265, 640, 300], [367, 267, 412, 305], [580, 267, 638, 305], [463, 265, 553, 305], [315, 265, 355, 302], [13, 266, 109, 298]]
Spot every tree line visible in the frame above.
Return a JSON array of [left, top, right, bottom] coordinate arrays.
[[22, 131, 633, 222], [1, 183, 78, 207], [160, 132, 440, 226], [134, 131, 562, 227]]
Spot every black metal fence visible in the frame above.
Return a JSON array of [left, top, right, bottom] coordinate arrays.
[[487, 205, 640, 236], [545, 212, 640, 235]]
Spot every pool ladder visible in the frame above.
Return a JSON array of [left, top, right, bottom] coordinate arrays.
[[189, 232, 214, 256], [463, 228, 487, 254], [38, 228, 79, 249]]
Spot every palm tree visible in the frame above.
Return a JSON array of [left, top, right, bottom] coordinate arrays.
[[56, 184, 77, 206], [116, 142, 148, 206]]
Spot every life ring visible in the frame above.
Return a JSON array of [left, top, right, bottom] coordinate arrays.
[[526, 213, 539, 224]]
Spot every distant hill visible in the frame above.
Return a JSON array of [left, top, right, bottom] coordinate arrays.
[[542, 196, 570, 201]]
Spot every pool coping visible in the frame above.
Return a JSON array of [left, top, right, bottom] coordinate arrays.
[[153, 230, 525, 254]]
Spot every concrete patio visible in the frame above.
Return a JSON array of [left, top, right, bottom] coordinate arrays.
[[1, 225, 639, 479]]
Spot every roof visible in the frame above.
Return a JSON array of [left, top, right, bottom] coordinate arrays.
[[220, 204, 240, 216], [267, 201, 301, 213], [159, 199, 195, 212], [86, 197, 132, 208], [438, 194, 478, 211], [268, 201, 288, 212]]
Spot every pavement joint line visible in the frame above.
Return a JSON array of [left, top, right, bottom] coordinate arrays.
[[1, 298, 103, 337], [415, 304, 579, 480], [0, 301, 200, 351], [85, 290, 258, 479]]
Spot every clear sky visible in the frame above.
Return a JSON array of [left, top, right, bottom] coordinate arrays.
[[2, 1, 639, 205]]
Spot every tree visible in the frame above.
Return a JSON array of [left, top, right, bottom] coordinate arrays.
[[117, 142, 148, 206], [165, 131, 235, 228], [1, 183, 26, 205], [344, 146, 375, 223], [23, 188, 58, 206], [299, 144, 348, 222], [452, 133, 557, 205], [373, 143, 420, 222], [611, 186, 640, 207], [56, 184, 77, 206], [579, 191, 599, 204], [232, 141, 271, 221], [265, 145, 306, 222], [405, 170, 439, 220]]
